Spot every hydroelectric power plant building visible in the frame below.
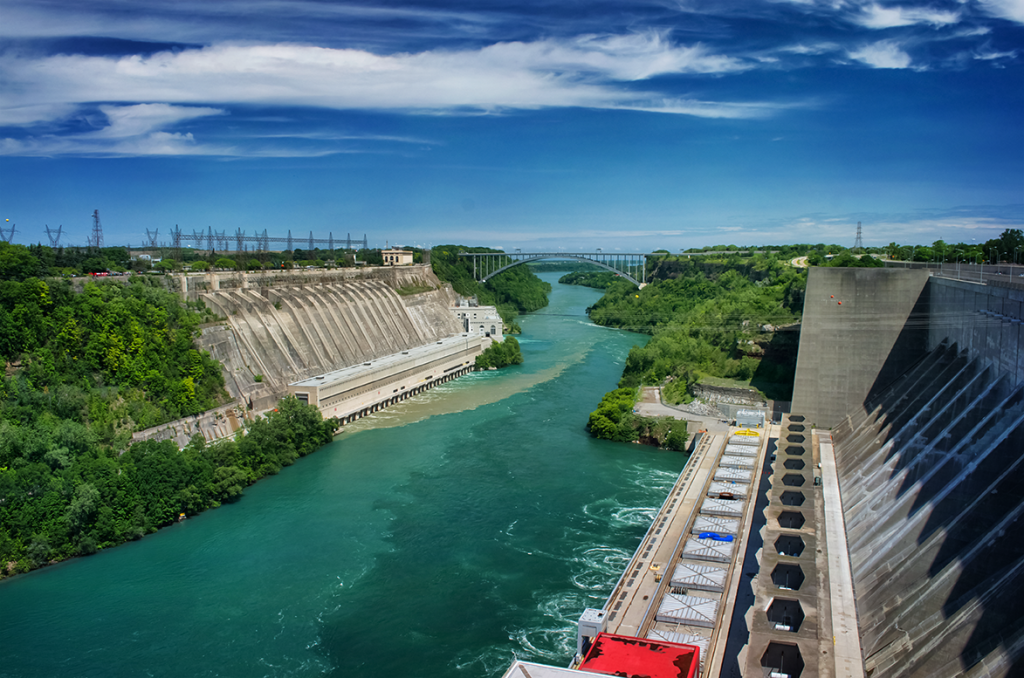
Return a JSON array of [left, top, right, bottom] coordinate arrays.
[[288, 334, 481, 422], [506, 266, 1023, 678]]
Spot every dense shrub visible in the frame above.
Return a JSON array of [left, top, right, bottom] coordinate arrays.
[[475, 337, 523, 369]]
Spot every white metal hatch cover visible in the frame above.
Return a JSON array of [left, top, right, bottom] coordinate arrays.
[[692, 515, 740, 536], [670, 562, 727, 592], [700, 496, 744, 517], [654, 593, 720, 628], [682, 536, 735, 563]]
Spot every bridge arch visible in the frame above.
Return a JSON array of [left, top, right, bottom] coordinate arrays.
[[469, 254, 646, 287]]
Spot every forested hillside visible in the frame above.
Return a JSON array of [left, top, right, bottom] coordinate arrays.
[[431, 245, 551, 332], [586, 252, 805, 442], [0, 242, 336, 578]]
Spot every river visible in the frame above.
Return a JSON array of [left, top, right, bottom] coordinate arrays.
[[0, 272, 686, 678]]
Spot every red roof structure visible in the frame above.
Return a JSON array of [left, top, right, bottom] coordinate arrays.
[[578, 632, 700, 678]]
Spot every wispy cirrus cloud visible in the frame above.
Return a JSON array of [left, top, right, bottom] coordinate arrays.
[[848, 39, 914, 67], [0, 103, 230, 156], [0, 102, 414, 156], [852, 3, 960, 29], [977, 0, 1024, 24], [0, 34, 792, 156], [0, 35, 771, 125]]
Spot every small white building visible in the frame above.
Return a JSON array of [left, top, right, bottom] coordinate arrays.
[[451, 298, 503, 339], [382, 248, 414, 266]]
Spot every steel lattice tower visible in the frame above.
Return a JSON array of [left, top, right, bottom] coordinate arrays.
[[854, 221, 863, 252], [90, 210, 104, 249], [44, 225, 62, 247]]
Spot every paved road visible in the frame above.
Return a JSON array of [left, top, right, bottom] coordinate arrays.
[[635, 387, 731, 433], [819, 433, 866, 678]]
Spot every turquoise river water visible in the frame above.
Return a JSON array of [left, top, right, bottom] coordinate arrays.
[[0, 273, 686, 678]]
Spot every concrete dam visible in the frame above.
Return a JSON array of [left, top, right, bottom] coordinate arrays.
[[130, 265, 484, 444], [792, 268, 1024, 677]]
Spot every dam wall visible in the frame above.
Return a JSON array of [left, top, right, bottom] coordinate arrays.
[[794, 269, 1024, 677], [791, 267, 931, 429], [195, 267, 464, 412], [926, 276, 1024, 387]]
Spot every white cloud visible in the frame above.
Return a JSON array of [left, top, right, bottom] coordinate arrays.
[[977, 0, 1024, 24], [779, 42, 840, 55], [974, 45, 1019, 60], [0, 103, 78, 126], [1, 131, 221, 157], [848, 40, 913, 67], [92, 103, 225, 138], [0, 36, 756, 125], [615, 98, 797, 119], [853, 3, 960, 28], [0, 104, 232, 157]]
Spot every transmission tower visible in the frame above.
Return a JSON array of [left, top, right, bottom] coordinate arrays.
[[145, 228, 159, 248], [287, 230, 294, 252], [0, 221, 14, 243], [308, 231, 315, 252], [90, 210, 104, 249], [854, 221, 863, 253], [170, 224, 182, 262], [44, 224, 63, 247]]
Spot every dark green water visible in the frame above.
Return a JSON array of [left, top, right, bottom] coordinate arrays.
[[0, 273, 685, 678]]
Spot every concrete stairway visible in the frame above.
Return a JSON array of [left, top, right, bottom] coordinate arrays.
[[832, 342, 1024, 677]]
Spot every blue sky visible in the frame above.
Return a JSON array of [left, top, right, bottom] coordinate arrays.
[[0, 0, 1021, 252]]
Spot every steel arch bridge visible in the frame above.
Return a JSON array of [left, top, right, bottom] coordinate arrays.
[[459, 251, 653, 287]]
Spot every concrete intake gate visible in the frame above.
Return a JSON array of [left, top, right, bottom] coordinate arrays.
[[792, 268, 1024, 677]]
